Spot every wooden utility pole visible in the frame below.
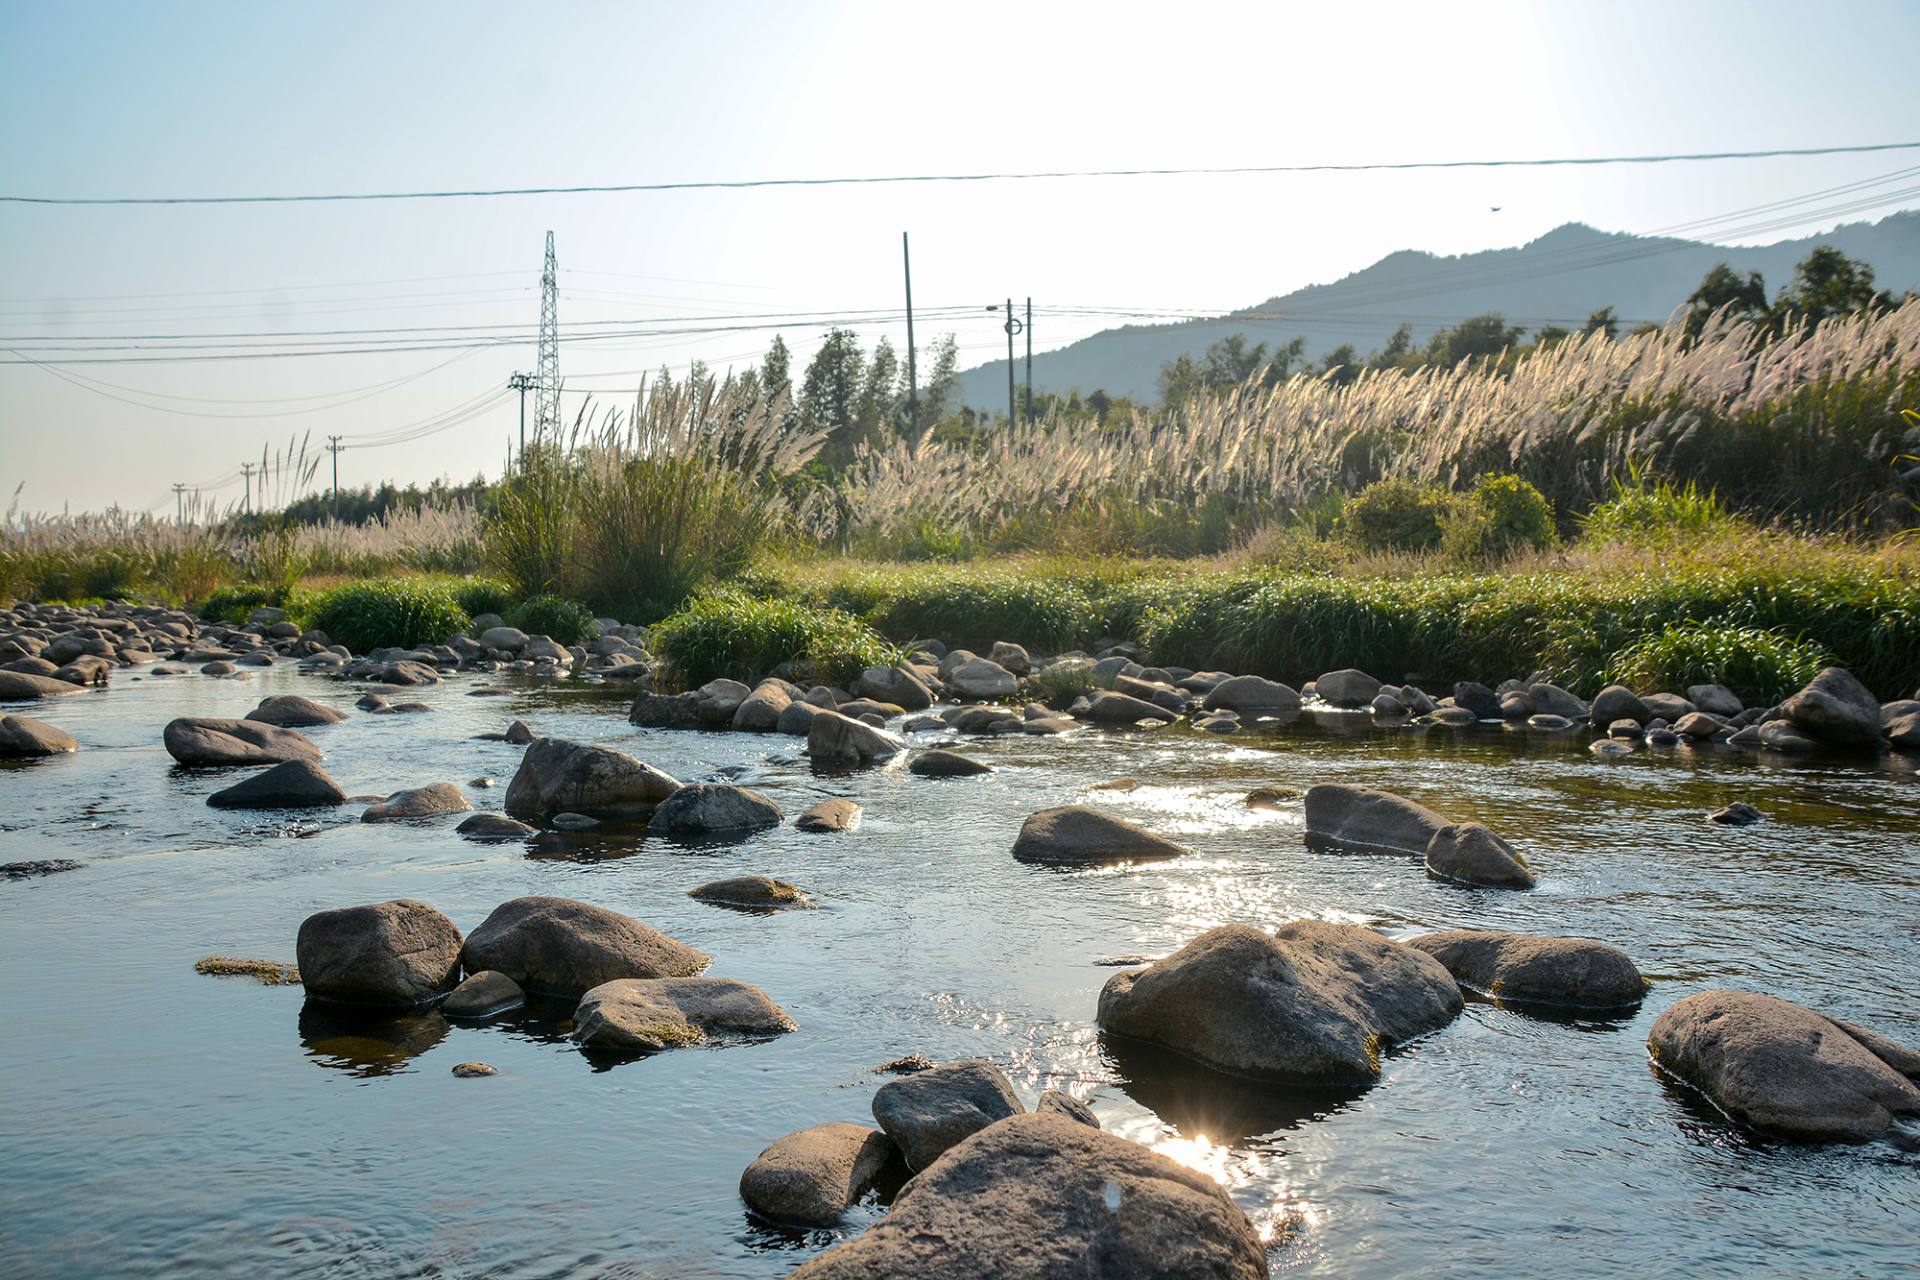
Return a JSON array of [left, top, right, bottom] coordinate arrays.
[[1024, 296, 1032, 425], [325, 435, 345, 521], [239, 462, 255, 515]]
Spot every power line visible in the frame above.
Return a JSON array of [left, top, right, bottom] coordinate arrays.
[[6, 141, 1917, 206]]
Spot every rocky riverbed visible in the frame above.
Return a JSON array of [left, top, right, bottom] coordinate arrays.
[[2, 603, 1917, 1277]]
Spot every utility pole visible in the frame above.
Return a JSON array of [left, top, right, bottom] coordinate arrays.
[[988, 299, 1023, 428], [534, 231, 561, 436], [902, 232, 918, 438], [1024, 296, 1033, 426], [325, 435, 345, 521], [172, 483, 188, 525], [239, 462, 256, 515], [507, 371, 535, 458]]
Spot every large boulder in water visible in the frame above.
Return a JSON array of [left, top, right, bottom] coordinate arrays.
[[164, 717, 321, 767], [647, 782, 783, 838], [790, 1113, 1267, 1280], [460, 895, 708, 996], [1781, 667, 1882, 747], [1082, 691, 1171, 725], [362, 782, 473, 822], [871, 1058, 1025, 1170], [1200, 674, 1300, 716], [1405, 930, 1644, 1008], [245, 694, 346, 728], [1452, 681, 1503, 720], [0, 713, 77, 756], [1303, 783, 1449, 854], [503, 737, 680, 820], [740, 1122, 900, 1227], [1590, 685, 1652, 725], [0, 670, 87, 701], [1648, 990, 1920, 1141], [807, 709, 905, 765], [1423, 822, 1535, 889], [730, 681, 792, 732], [1315, 668, 1382, 708], [296, 899, 462, 1007], [1096, 921, 1463, 1085], [1011, 806, 1188, 865], [207, 759, 346, 809], [572, 976, 796, 1052]]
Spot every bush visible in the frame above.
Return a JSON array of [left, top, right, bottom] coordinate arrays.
[[1581, 467, 1741, 546], [1337, 478, 1454, 553], [652, 591, 900, 688], [310, 580, 471, 653], [452, 577, 516, 620], [1603, 623, 1830, 706], [506, 593, 597, 644], [1443, 473, 1558, 561], [852, 574, 1104, 653], [199, 583, 289, 623], [1028, 658, 1097, 705]]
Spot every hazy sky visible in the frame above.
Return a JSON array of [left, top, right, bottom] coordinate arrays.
[[3, 0, 1918, 514]]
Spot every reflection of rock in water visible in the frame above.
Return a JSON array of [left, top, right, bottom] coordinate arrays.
[[298, 1001, 449, 1077], [524, 820, 650, 862], [1099, 1031, 1363, 1145]]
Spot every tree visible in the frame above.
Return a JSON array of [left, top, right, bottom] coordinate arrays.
[[1776, 246, 1891, 324], [1160, 333, 1308, 407], [1260, 336, 1308, 388], [1425, 313, 1523, 366], [1684, 262, 1769, 337], [761, 335, 793, 411], [1533, 325, 1571, 348], [855, 338, 900, 445], [1583, 306, 1619, 340], [1369, 324, 1414, 370], [799, 329, 867, 471], [1320, 343, 1360, 387], [918, 334, 960, 433]]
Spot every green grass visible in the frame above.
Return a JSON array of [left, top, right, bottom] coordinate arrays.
[[506, 592, 597, 644], [1603, 623, 1832, 707], [309, 579, 472, 652], [651, 591, 902, 688]]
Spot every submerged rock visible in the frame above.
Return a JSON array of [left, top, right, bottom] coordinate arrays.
[[163, 717, 320, 767], [647, 782, 783, 837], [871, 1058, 1025, 1170], [1096, 921, 1462, 1085], [455, 812, 538, 841], [1405, 930, 1644, 1008], [1303, 783, 1449, 854], [296, 899, 463, 1007], [1423, 821, 1535, 889], [460, 895, 709, 996], [1648, 990, 1920, 1141], [789, 1113, 1267, 1280], [795, 797, 861, 832], [909, 748, 992, 777], [740, 1122, 900, 1227], [451, 1061, 498, 1078], [688, 876, 810, 909], [207, 759, 346, 809], [361, 782, 473, 822], [572, 976, 795, 1052], [503, 738, 681, 821], [1708, 802, 1764, 827], [1011, 806, 1189, 865], [1, 858, 83, 880]]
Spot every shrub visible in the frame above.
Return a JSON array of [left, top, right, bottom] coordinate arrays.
[[1603, 623, 1830, 706], [1580, 466, 1741, 546], [854, 574, 1103, 653], [1443, 473, 1558, 561], [1337, 478, 1454, 553], [452, 577, 517, 620], [310, 580, 470, 653], [199, 583, 290, 623], [506, 593, 597, 644], [652, 591, 900, 688], [1029, 658, 1097, 705]]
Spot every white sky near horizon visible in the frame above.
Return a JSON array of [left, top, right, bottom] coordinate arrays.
[[2, 0, 1918, 515]]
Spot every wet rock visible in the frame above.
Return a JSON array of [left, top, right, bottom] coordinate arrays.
[[688, 875, 810, 909], [648, 782, 783, 838], [731, 680, 793, 731], [1082, 690, 1171, 725], [1608, 718, 1644, 738], [443, 969, 525, 1017], [1591, 685, 1652, 724], [572, 976, 795, 1052], [952, 705, 1021, 735], [1642, 692, 1696, 721], [455, 812, 537, 841], [1036, 1089, 1100, 1129], [356, 693, 391, 713], [1782, 667, 1883, 747], [1499, 690, 1535, 719], [1528, 683, 1588, 718], [1757, 720, 1817, 754], [1884, 707, 1920, 750], [163, 717, 321, 767], [451, 1061, 498, 1078], [876, 1054, 936, 1074], [1648, 990, 1920, 1141], [504, 719, 536, 745], [550, 811, 599, 830], [194, 955, 300, 984], [947, 656, 1018, 701], [857, 666, 934, 711], [378, 659, 440, 686], [1527, 713, 1573, 730], [871, 1058, 1025, 1170], [1709, 802, 1764, 826], [296, 899, 463, 1007], [1673, 711, 1726, 739], [1244, 787, 1293, 809], [1688, 684, 1744, 716], [1432, 705, 1478, 727], [504, 738, 681, 821], [1011, 806, 1189, 865], [1315, 668, 1382, 708], [910, 749, 992, 777], [2, 858, 84, 880], [207, 759, 346, 809], [201, 661, 239, 677], [461, 895, 709, 996], [1452, 681, 1502, 720], [740, 1122, 900, 1227], [694, 678, 753, 725], [1590, 738, 1634, 759], [0, 713, 78, 756], [1405, 930, 1643, 1008], [1303, 783, 1449, 854], [628, 690, 702, 728], [361, 783, 474, 822], [789, 1113, 1267, 1280], [1096, 921, 1462, 1085], [776, 699, 822, 735], [796, 797, 861, 832], [807, 709, 905, 766], [1423, 821, 1535, 888], [245, 694, 346, 728]]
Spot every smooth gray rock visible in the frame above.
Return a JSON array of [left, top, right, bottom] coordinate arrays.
[[207, 759, 346, 809], [1688, 683, 1744, 716], [776, 699, 822, 735], [1011, 806, 1189, 865], [1528, 682, 1588, 718], [1315, 668, 1381, 708], [648, 782, 783, 837], [694, 678, 753, 725], [1303, 783, 1449, 854], [1082, 690, 1172, 725], [0, 670, 87, 700], [442, 969, 524, 1017], [1405, 930, 1644, 1008], [1709, 801, 1764, 826], [1641, 692, 1696, 721], [296, 899, 462, 1007], [910, 749, 992, 777], [1423, 821, 1535, 888], [0, 713, 77, 756], [857, 666, 935, 711], [1673, 711, 1726, 739], [730, 681, 792, 732], [789, 1114, 1267, 1280], [1452, 682, 1502, 719], [871, 1058, 1025, 1170], [1036, 1089, 1100, 1129], [461, 895, 709, 997], [807, 709, 905, 765], [163, 717, 321, 767], [362, 782, 473, 822], [740, 1122, 899, 1227], [245, 694, 346, 728], [1096, 921, 1462, 1084], [1782, 667, 1883, 747], [1649, 990, 1920, 1141], [572, 976, 795, 1051], [1590, 684, 1652, 724], [947, 657, 1018, 701], [455, 812, 538, 841], [504, 738, 681, 820], [1200, 674, 1301, 716]]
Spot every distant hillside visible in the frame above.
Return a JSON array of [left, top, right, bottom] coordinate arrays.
[[956, 211, 1920, 406]]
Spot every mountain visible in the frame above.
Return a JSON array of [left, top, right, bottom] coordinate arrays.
[[955, 211, 1920, 407]]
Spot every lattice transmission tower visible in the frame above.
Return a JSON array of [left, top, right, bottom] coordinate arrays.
[[534, 230, 561, 436]]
